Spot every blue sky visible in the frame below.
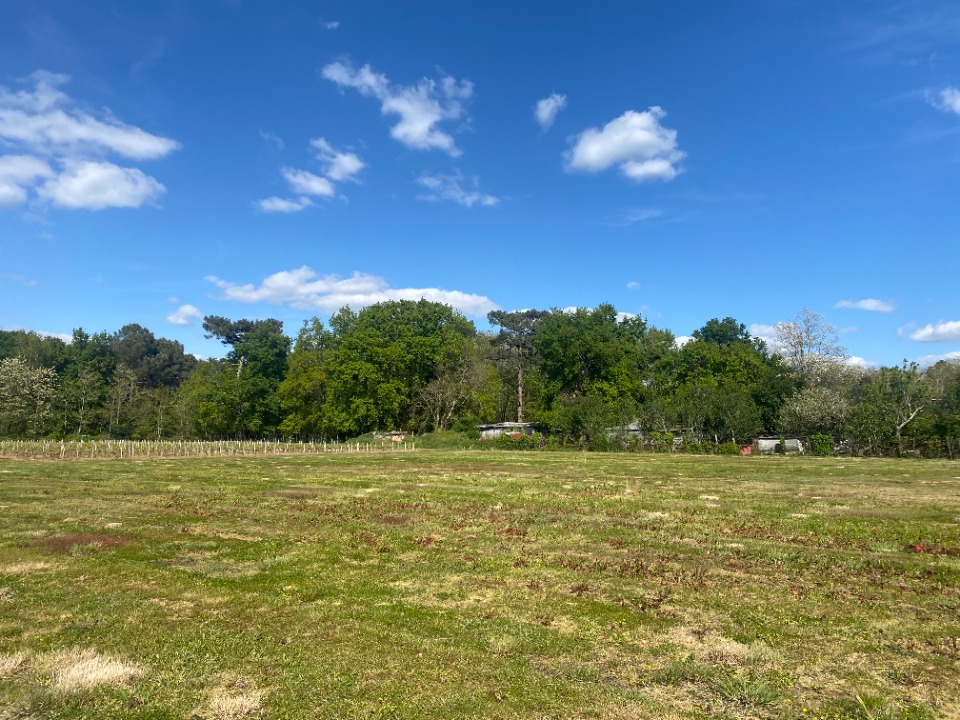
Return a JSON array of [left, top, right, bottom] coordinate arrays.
[[1, 0, 959, 366]]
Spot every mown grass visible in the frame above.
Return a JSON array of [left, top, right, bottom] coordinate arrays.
[[0, 451, 957, 719]]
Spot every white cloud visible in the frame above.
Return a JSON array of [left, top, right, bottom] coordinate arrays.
[[616, 311, 637, 322], [748, 323, 782, 349], [931, 86, 960, 115], [675, 335, 694, 348], [0, 154, 53, 207], [256, 196, 312, 213], [310, 137, 365, 182], [206, 266, 499, 317], [38, 160, 165, 209], [166, 304, 203, 327], [844, 355, 879, 369], [626, 281, 640, 290], [280, 167, 335, 197], [257, 139, 363, 212], [0, 71, 177, 209], [913, 351, 960, 367], [323, 20, 340, 30], [321, 61, 472, 156], [0, 324, 72, 343], [0, 71, 180, 160], [909, 320, 960, 342], [259, 130, 285, 151], [416, 172, 498, 207], [535, 92, 567, 130], [566, 107, 684, 182], [834, 298, 895, 312]]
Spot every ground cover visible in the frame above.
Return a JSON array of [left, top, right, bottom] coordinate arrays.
[[0, 451, 957, 719]]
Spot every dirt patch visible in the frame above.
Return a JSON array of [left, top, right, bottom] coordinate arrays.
[[37, 533, 130, 554]]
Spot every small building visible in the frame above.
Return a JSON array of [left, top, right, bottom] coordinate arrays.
[[605, 421, 644, 439], [478, 422, 539, 440], [755, 436, 805, 455]]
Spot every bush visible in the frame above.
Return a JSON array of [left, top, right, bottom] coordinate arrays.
[[717, 441, 740, 456], [680, 440, 711, 454], [486, 432, 545, 451], [810, 433, 832, 457]]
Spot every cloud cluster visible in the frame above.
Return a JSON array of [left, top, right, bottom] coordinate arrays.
[[0, 71, 179, 210], [931, 87, 960, 115], [834, 298, 895, 313], [909, 320, 960, 342], [206, 266, 499, 316], [166, 303, 204, 327], [535, 93, 567, 131], [321, 61, 472, 156], [416, 172, 498, 207], [566, 107, 684, 182], [257, 137, 364, 213]]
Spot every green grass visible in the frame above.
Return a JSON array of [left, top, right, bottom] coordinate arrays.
[[0, 451, 958, 719]]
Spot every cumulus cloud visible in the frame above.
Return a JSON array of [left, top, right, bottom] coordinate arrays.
[[674, 335, 694, 348], [0, 71, 180, 159], [166, 303, 204, 327], [323, 20, 340, 30], [256, 196, 313, 213], [416, 172, 498, 207], [0, 324, 72, 342], [257, 139, 363, 212], [321, 61, 472, 156], [845, 355, 880, 369], [0, 71, 178, 210], [310, 137, 365, 182], [38, 160, 165, 209], [909, 320, 960, 342], [280, 167, 335, 197], [930, 87, 960, 115], [914, 351, 960, 367], [535, 92, 567, 130], [835, 298, 895, 312], [566, 107, 684, 182], [0, 154, 54, 206], [206, 266, 499, 317], [748, 323, 782, 349], [626, 281, 640, 290]]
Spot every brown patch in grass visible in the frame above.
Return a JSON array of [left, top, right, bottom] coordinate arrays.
[[37, 533, 129, 554], [45, 648, 140, 693], [264, 487, 335, 499], [201, 690, 263, 719], [0, 652, 27, 677], [0, 561, 54, 574]]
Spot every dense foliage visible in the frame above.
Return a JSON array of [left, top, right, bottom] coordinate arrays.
[[2, 303, 958, 456]]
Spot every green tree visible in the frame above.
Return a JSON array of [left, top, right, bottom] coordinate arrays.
[[488, 309, 547, 422]]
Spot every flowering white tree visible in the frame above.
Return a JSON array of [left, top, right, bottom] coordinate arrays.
[[774, 308, 846, 379]]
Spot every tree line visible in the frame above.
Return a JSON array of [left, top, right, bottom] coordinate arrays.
[[1, 301, 958, 457]]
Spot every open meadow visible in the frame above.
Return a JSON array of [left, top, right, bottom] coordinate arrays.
[[0, 451, 958, 719]]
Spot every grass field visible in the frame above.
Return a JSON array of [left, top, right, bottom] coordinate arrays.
[[0, 451, 958, 719]]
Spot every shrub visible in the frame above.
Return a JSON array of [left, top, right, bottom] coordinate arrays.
[[810, 433, 832, 457], [717, 441, 740, 456]]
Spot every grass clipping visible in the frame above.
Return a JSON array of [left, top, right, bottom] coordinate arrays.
[[46, 648, 141, 693]]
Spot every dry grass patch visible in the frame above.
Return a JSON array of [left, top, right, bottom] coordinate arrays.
[[45, 648, 141, 693], [202, 690, 263, 720], [38, 533, 129, 554], [0, 652, 27, 678], [0, 560, 54, 574]]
